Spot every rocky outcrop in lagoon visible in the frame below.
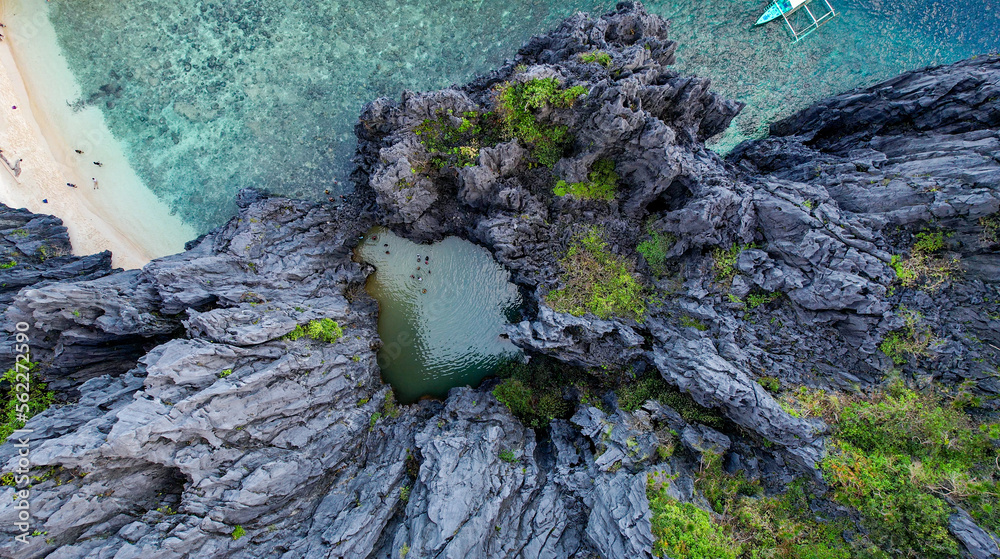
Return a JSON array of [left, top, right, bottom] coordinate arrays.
[[1, 3, 999, 558]]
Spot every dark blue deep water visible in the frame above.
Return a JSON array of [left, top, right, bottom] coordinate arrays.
[[47, 0, 1000, 231]]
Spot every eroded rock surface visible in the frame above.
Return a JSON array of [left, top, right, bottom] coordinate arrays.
[[354, 1, 827, 466], [1, 3, 999, 558], [0, 204, 114, 307]]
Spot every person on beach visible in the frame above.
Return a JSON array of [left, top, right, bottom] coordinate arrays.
[[93, 161, 103, 167], [66, 183, 77, 188], [75, 149, 84, 154], [92, 178, 99, 189]]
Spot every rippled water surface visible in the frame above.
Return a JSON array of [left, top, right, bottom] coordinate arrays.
[[47, 0, 1000, 231], [355, 228, 522, 403]]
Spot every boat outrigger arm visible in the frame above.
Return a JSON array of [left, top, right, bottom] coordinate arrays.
[[755, 0, 838, 42]]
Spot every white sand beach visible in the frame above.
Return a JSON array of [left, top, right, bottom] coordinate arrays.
[[0, 0, 195, 270]]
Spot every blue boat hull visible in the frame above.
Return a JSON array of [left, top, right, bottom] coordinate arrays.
[[756, 0, 795, 25]]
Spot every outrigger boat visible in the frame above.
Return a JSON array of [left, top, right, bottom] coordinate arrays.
[[755, 0, 837, 42]]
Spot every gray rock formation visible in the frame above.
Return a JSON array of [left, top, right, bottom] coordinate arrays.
[[950, 507, 1000, 559], [0, 193, 659, 558], [0, 203, 114, 307], [730, 54, 1000, 398], [951, 507, 1000, 559], [1, 3, 998, 558], [353, 1, 826, 467]]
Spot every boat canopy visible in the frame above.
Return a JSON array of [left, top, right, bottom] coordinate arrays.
[[755, 0, 837, 42]]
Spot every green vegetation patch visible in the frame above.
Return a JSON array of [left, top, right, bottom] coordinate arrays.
[[495, 78, 588, 167], [493, 359, 725, 431], [745, 291, 780, 310], [284, 318, 343, 343], [0, 260, 16, 270], [913, 230, 946, 253], [878, 307, 934, 365], [382, 391, 400, 419], [1, 362, 54, 444], [579, 50, 613, 67], [617, 374, 725, 429], [637, 224, 676, 278], [821, 383, 999, 557], [491, 358, 577, 428], [546, 228, 647, 321], [647, 383, 1000, 559], [678, 315, 708, 331], [712, 244, 754, 285], [498, 448, 518, 463], [414, 109, 503, 169], [890, 230, 960, 290], [649, 453, 867, 559], [231, 525, 246, 540], [782, 383, 1000, 557], [757, 376, 781, 393], [553, 159, 618, 201], [493, 378, 568, 429], [980, 214, 1000, 246], [648, 474, 739, 559]]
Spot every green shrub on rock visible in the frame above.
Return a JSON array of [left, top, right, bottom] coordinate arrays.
[[656, 383, 1000, 559], [678, 315, 708, 331], [712, 243, 754, 285], [890, 229, 959, 291], [498, 448, 518, 463], [878, 308, 934, 365], [492, 377, 568, 429], [553, 159, 618, 201], [647, 474, 739, 559], [284, 318, 343, 343], [617, 374, 725, 429], [637, 225, 675, 277], [980, 214, 1000, 245], [818, 383, 999, 557], [414, 109, 503, 169], [579, 50, 613, 67], [495, 78, 588, 167], [1, 362, 53, 444], [546, 228, 647, 321]]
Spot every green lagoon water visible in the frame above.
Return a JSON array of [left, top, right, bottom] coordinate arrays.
[[45, 0, 1000, 398], [355, 228, 522, 402]]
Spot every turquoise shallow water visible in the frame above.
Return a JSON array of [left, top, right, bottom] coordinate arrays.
[[47, 0, 1000, 232], [355, 228, 522, 403]]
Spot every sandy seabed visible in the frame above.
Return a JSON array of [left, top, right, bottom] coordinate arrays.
[[0, 0, 195, 270]]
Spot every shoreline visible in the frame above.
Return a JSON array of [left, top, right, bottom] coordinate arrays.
[[0, 0, 195, 270]]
